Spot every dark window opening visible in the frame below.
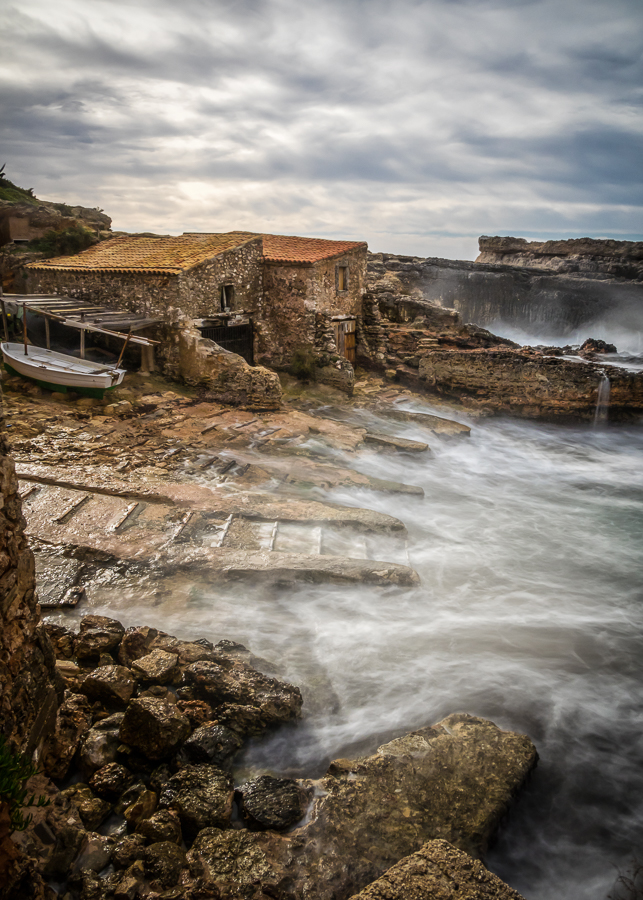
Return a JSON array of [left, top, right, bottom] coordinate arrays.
[[337, 265, 349, 292], [220, 284, 235, 311], [199, 321, 254, 365]]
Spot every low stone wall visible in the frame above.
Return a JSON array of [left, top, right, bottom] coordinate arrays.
[[175, 322, 282, 410], [0, 395, 58, 754]]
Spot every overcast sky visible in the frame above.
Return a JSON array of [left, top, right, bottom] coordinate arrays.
[[1, 0, 641, 259]]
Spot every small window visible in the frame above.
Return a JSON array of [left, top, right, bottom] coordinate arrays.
[[220, 284, 235, 311], [337, 266, 349, 292]]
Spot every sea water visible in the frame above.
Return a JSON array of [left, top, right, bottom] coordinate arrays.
[[81, 408, 643, 900]]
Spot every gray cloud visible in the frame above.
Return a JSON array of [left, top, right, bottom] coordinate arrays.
[[1, 0, 641, 258]]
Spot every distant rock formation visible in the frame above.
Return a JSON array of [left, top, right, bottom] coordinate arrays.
[[477, 236, 643, 283]]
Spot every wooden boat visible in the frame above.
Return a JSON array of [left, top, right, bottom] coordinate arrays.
[[1, 341, 126, 398]]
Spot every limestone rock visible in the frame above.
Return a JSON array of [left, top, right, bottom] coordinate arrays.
[[183, 658, 302, 734], [144, 841, 187, 889], [239, 775, 310, 831], [58, 784, 111, 831], [41, 691, 92, 780], [418, 349, 643, 422], [131, 648, 180, 685], [118, 625, 159, 667], [186, 827, 293, 895], [158, 763, 234, 840], [123, 788, 157, 827], [135, 809, 183, 845], [72, 832, 115, 874], [75, 615, 125, 660], [112, 833, 147, 870], [349, 839, 525, 899], [79, 712, 124, 775], [178, 722, 243, 767], [89, 762, 134, 800], [119, 696, 191, 760], [81, 664, 136, 707], [44, 622, 76, 658]]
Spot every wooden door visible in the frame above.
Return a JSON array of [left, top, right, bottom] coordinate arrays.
[[334, 319, 356, 363]]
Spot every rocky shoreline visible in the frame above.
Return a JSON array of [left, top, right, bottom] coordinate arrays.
[[5, 613, 537, 900]]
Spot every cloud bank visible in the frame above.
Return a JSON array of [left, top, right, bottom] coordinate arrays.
[[1, 0, 641, 258]]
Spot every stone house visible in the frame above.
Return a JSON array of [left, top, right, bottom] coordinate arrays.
[[26, 232, 367, 383]]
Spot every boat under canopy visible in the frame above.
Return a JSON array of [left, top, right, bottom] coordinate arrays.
[[1, 342, 126, 397]]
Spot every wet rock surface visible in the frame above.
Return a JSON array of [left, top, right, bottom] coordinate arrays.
[[349, 839, 526, 900], [158, 763, 235, 839], [239, 775, 310, 831], [119, 696, 191, 760]]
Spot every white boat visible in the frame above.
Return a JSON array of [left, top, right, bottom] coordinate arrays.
[[1, 342, 126, 397]]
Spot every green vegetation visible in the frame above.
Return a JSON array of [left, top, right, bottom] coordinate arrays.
[[290, 346, 320, 381], [0, 736, 50, 834], [29, 223, 96, 258], [0, 163, 38, 205]]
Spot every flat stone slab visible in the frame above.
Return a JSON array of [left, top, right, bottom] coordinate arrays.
[[364, 433, 430, 452], [379, 408, 471, 438], [349, 839, 525, 900]]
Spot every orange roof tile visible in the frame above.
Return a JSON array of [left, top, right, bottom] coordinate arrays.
[[27, 232, 259, 274], [262, 234, 367, 264]]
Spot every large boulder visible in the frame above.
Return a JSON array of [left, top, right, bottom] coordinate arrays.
[[119, 696, 191, 760], [348, 839, 525, 899], [131, 648, 180, 685], [187, 715, 537, 900], [144, 841, 187, 890], [158, 763, 234, 840]]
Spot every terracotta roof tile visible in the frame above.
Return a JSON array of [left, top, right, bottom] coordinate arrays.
[[27, 232, 259, 274], [26, 231, 367, 273], [262, 234, 367, 264]]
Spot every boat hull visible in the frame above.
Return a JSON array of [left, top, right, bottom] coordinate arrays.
[[2, 343, 126, 398]]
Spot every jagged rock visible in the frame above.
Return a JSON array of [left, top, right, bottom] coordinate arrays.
[[72, 832, 115, 874], [349, 839, 525, 899], [158, 764, 234, 840], [41, 691, 92, 780], [44, 622, 76, 658], [119, 696, 191, 760], [183, 659, 302, 734], [80, 664, 136, 707], [75, 615, 125, 660], [58, 784, 111, 831], [42, 821, 86, 880], [239, 775, 310, 831], [89, 762, 134, 800], [144, 841, 187, 889], [79, 712, 124, 775], [131, 648, 180, 684], [112, 833, 147, 870], [178, 722, 243, 767], [135, 809, 183, 845]]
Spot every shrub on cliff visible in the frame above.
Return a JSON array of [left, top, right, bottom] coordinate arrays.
[[290, 346, 319, 381], [29, 222, 96, 258], [0, 736, 49, 834]]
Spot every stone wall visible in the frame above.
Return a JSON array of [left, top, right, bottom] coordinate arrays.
[[0, 394, 58, 754], [258, 247, 366, 368]]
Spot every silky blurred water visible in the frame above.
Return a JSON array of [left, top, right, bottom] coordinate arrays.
[[80, 408, 643, 900]]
